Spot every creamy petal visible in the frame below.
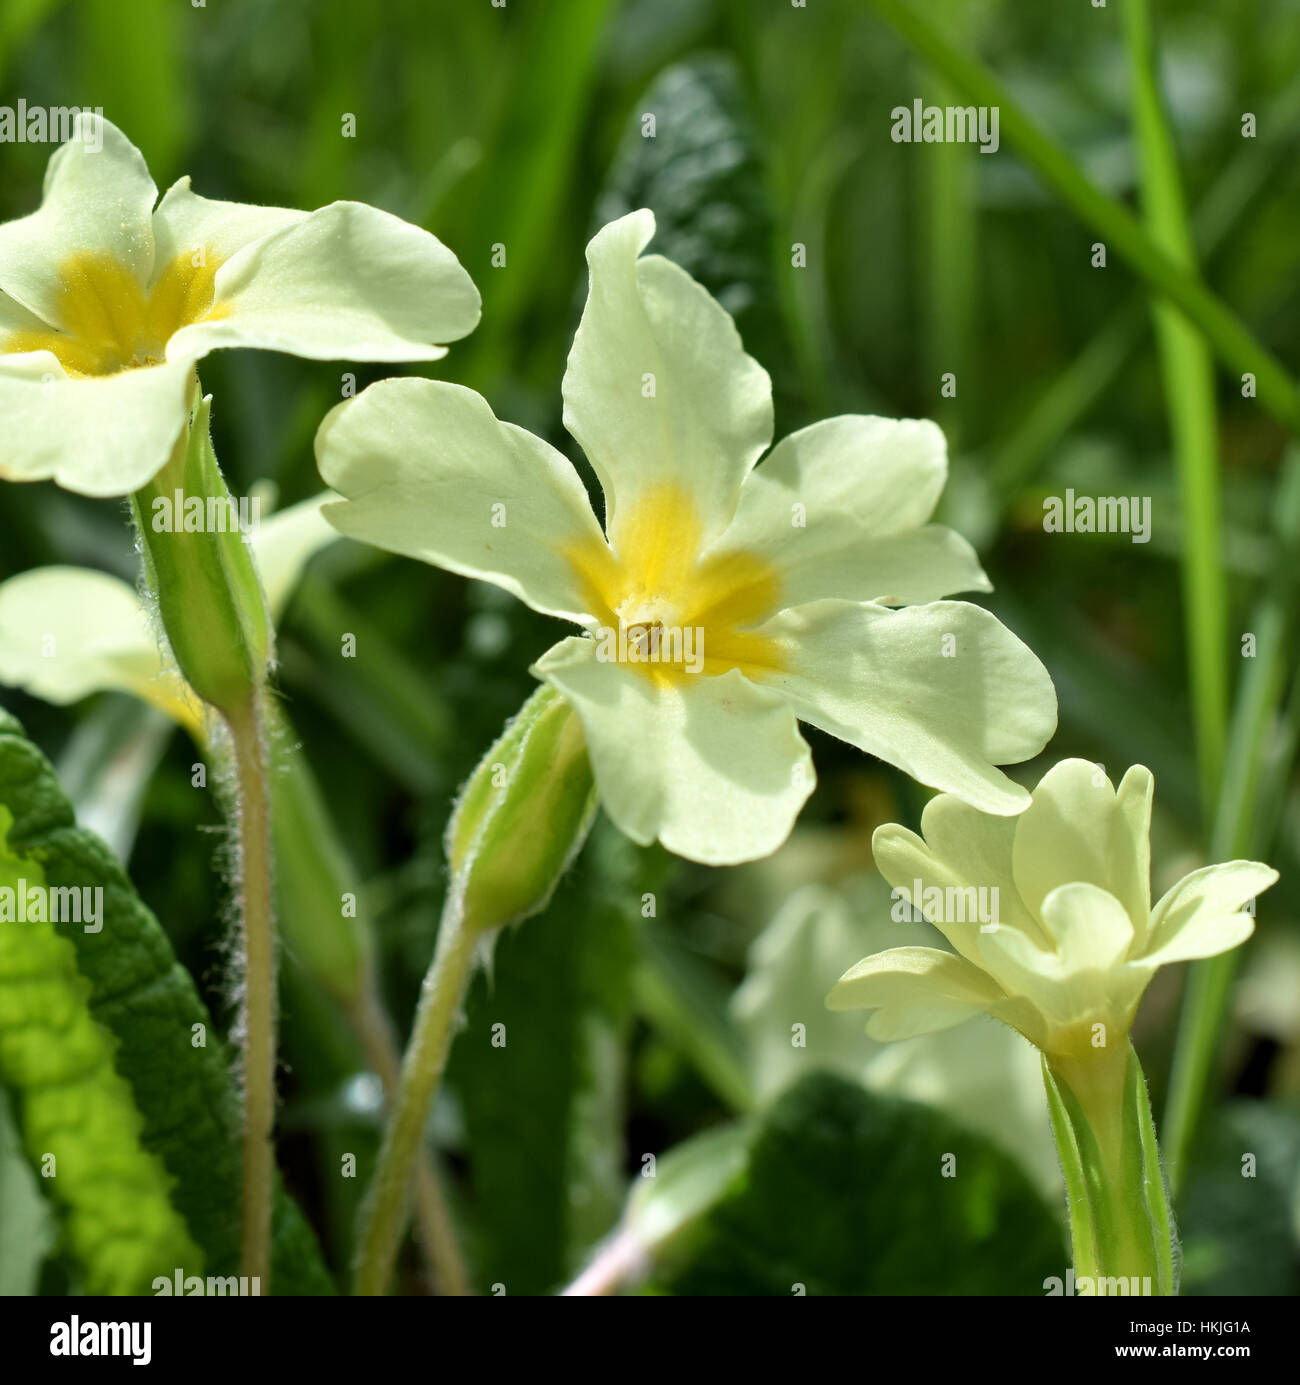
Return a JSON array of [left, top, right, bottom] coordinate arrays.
[[826, 946, 1004, 1040], [250, 491, 342, 620], [1011, 760, 1154, 934], [149, 178, 306, 281], [0, 566, 199, 731], [1037, 882, 1136, 973], [0, 352, 192, 496], [316, 378, 607, 623], [1146, 861, 1277, 965], [872, 799, 1040, 969], [750, 599, 1057, 815], [711, 416, 986, 606], [0, 115, 157, 325], [561, 209, 772, 551], [168, 201, 480, 364], [533, 637, 813, 866]]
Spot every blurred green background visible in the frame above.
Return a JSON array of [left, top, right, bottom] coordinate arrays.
[[1, 0, 1298, 1295]]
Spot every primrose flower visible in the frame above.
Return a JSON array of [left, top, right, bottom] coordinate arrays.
[[0, 114, 479, 497], [828, 759, 1278, 1060], [315, 209, 1056, 864], [0, 492, 339, 739]]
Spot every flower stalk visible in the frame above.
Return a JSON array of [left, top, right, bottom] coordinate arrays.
[[1043, 1043, 1176, 1294], [131, 385, 279, 1286], [354, 683, 596, 1294]]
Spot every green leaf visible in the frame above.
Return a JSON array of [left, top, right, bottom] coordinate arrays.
[[601, 54, 788, 393], [447, 825, 643, 1294], [0, 802, 200, 1293], [1178, 1101, 1300, 1296], [653, 1071, 1064, 1295], [0, 709, 334, 1294]]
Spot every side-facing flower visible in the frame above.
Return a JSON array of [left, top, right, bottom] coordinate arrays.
[[0, 114, 480, 496], [0, 491, 338, 738], [316, 208, 1057, 865], [827, 758, 1277, 1060]]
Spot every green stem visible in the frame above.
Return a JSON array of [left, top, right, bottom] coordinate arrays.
[[224, 694, 276, 1287], [353, 894, 479, 1295], [859, 0, 1300, 435], [1044, 1043, 1176, 1294], [1124, 0, 1228, 822], [347, 975, 471, 1296]]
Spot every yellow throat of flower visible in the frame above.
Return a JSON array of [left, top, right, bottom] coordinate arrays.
[[564, 481, 784, 682], [5, 249, 227, 377]]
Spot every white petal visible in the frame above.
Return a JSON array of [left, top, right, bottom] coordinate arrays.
[[532, 637, 813, 866], [749, 599, 1057, 815], [1037, 882, 1136, 973], [0, 352, 192, 496], [1146, 861, 1278, 965], [168, 201, 480, 364], [1011, 760, 1153, 934], [0, 115, 156, 325], [250, 492, 341, 620], [710, 416, 987, 606], [871, 799, 1041, 971], [316, 378, 607, 623], [826, 946, 1004, 1041], [561, 209, 772, 551], [149, 178, 306, 279], [0, 566, 199, 731]]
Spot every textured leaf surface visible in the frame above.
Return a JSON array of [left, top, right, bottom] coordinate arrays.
[[654, 1071, 1064, 1295], [0, 803, 199, 1293], [0, 709, 334, 1294]]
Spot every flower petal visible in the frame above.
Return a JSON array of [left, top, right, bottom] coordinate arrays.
[[561, 209, 772, 550], [0, 566, 199, 732], [749, 599, 1057, 815], [532, 637, 813, 865], [316, 378, 607, 623], [871, 799, 1040, 969], [149, 177, 307, 278], [1011, 760, 1154, 934], [168, 201, 480, 364], [1146, 861, 1278, 966], [250, 491, 341, 620], [0, 115, 157, 325], [0, 352, 192, 496], [710, 415, 987, 605], [826, 946, 1004, 1041], [1037, 882, 1136, 973]]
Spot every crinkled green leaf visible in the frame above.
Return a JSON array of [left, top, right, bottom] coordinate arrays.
[[0, 803, 200, 1293], [0, 709, 334, 1294]]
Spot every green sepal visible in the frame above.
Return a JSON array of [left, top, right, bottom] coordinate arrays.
[[1043, 1042, 1178, 1295], [131, 388, 271, 717], [447, 682, 597, 935]]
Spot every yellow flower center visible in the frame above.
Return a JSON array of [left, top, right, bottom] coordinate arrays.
[[4, 249, 227, 377], [564, 481, 785, 682]]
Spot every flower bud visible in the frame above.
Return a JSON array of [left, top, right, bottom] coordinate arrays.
[[132, 391, 271, 717], [448, 683, 596, 934]]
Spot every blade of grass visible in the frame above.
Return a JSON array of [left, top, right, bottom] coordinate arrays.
[[857, 0, 1300, 436], [1163, 453, 1300, 1191], [992, 68, 1300, 500], [1123, 0, 1227, 822]]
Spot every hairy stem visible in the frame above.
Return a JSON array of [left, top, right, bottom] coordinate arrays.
[[225, 695, 276, 1287], [354, 895, 478, 1295], [347, 973, 471, 1296]]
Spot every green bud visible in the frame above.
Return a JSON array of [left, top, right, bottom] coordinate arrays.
[[132, 390, 271, 717], [448, 683, 597, 934]]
